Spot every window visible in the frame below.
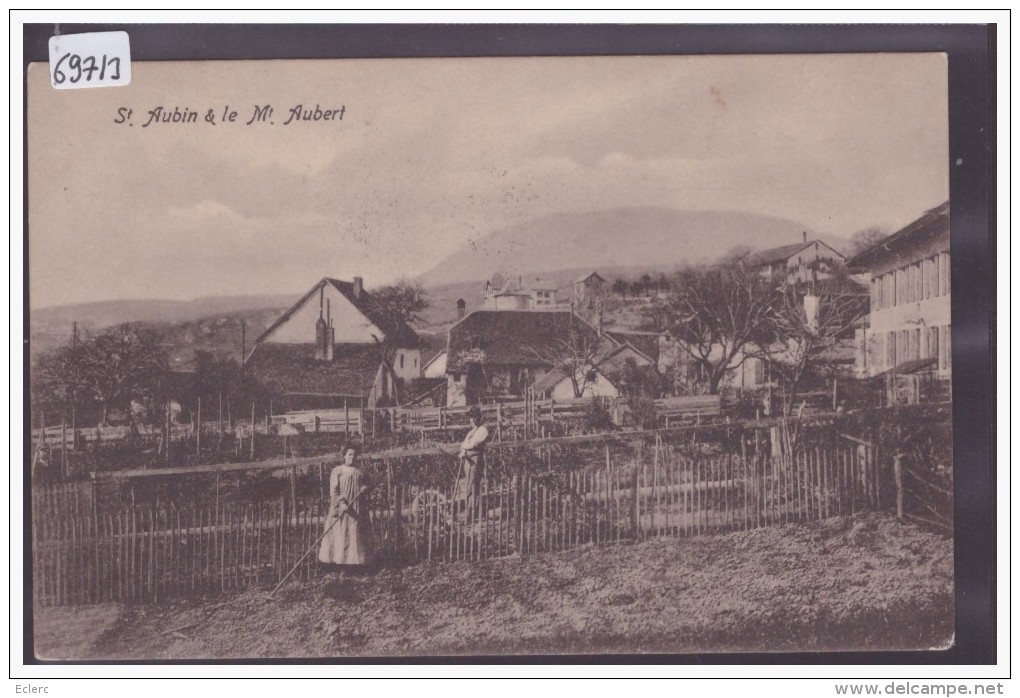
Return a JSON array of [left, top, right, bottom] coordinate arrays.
[[753, 359, 764, 385], [913, 262, 922, 302], [927, 327, 938, 359], [399, 353, 405, 369], [940, 252, 951, 297], [940, 326, 951, 371], [887, 331, 897, 368], [872, 278, 881, 309], [913, 328, 922, 361]]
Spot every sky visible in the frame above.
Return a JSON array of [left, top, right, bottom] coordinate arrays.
[[28, 53, 948, 309]]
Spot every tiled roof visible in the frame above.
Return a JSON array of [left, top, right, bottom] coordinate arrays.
[[745, 242, 814, 267], [605, 330, 660, 363], [847, 201, 949, 270], [446, 310, 599, 372], [245, 342, 383, 397]]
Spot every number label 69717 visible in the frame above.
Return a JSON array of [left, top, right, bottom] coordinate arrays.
[[48, 31, 131, 90]]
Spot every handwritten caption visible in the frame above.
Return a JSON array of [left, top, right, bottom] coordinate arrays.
[[50, 31, 131, 89], [113, 104, 346, 128]]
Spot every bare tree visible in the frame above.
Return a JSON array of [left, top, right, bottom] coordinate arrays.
[[649, 264, 781, 395], [759, 271, 869, 414], [525, 324, 604, 398]]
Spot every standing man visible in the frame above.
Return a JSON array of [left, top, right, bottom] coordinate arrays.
[[457, 406, 490, 518]]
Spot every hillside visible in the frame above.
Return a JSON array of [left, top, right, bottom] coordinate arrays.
[[29, 206, 853, 360], [30, 307, 287, 370], [417, 263, 682, 331], [417, 206, 849, 287]]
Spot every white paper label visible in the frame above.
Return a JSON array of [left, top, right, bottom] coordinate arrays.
[[48, 31, 131, 89]]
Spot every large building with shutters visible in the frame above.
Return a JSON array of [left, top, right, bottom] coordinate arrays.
[[848, 201, 951, 381]]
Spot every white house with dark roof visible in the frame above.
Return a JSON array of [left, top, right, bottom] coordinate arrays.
[[444, 309, 659, 406], [745, 235, 846, 284], [482, 274, 561, 310], [243, 277, 421, 409]]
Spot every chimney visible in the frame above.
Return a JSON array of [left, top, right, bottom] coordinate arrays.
[[326, 298, 334, 360], [456, 298, 466, 320], [352, 276, 363, 300], [315, 285, 328, 360], [802, 231, 807, 244]]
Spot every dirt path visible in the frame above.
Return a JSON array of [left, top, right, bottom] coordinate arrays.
[[33, 512, 953, 659]]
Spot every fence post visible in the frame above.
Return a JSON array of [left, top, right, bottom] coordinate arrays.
[[893, 454, 903, 520], [632, 444, 641, 539], [60, 419, 68, 479], [250, 401, 256, 461]]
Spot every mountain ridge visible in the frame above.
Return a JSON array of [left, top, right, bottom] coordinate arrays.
[[417, 206, 848, 287]]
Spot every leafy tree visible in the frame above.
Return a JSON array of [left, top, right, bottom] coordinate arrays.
[[365, 280, 430, 405], [611, 278, 630, 301], [638, 273, 654, 297], [649, 264, 781, 394], [720, 245, 754, 265], [847, 227, 888, 257], [369, 279, 430, 332], [35, 323, 168, 425]]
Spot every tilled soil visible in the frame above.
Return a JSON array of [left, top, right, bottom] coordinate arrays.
[[33, 512, 953, 659]]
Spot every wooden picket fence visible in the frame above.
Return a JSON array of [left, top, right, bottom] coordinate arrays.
[[31, 442, 879, 607], [411, 441, 880, 562]]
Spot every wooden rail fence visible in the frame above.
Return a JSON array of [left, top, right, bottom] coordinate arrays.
[[32, 442, 880, 607]]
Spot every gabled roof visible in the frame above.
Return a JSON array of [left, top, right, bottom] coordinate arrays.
[[417, 331, 447, 366], [847, 201, 949, 271], [531, 342, 660, 393], [605, 330, 660, 364], [245, 342, 385, 398], [421, 350, 446, 373], [446, 310, 599, 372], [251, 277, 420, 350], [745, 240, 845, 267], [574, 271, 606, 284]]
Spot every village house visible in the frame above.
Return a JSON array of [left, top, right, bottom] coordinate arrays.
[[445, 308, 661, 406], [243, 277, 421, 410], [482, 273, 560, 310], [573, 271, 607, 311], [531, 338, 659, 400], [745, 233, 846, 284], [848, 201, 950, 398]]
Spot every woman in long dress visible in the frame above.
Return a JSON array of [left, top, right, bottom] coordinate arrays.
[[319, 447, 372, 567]]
